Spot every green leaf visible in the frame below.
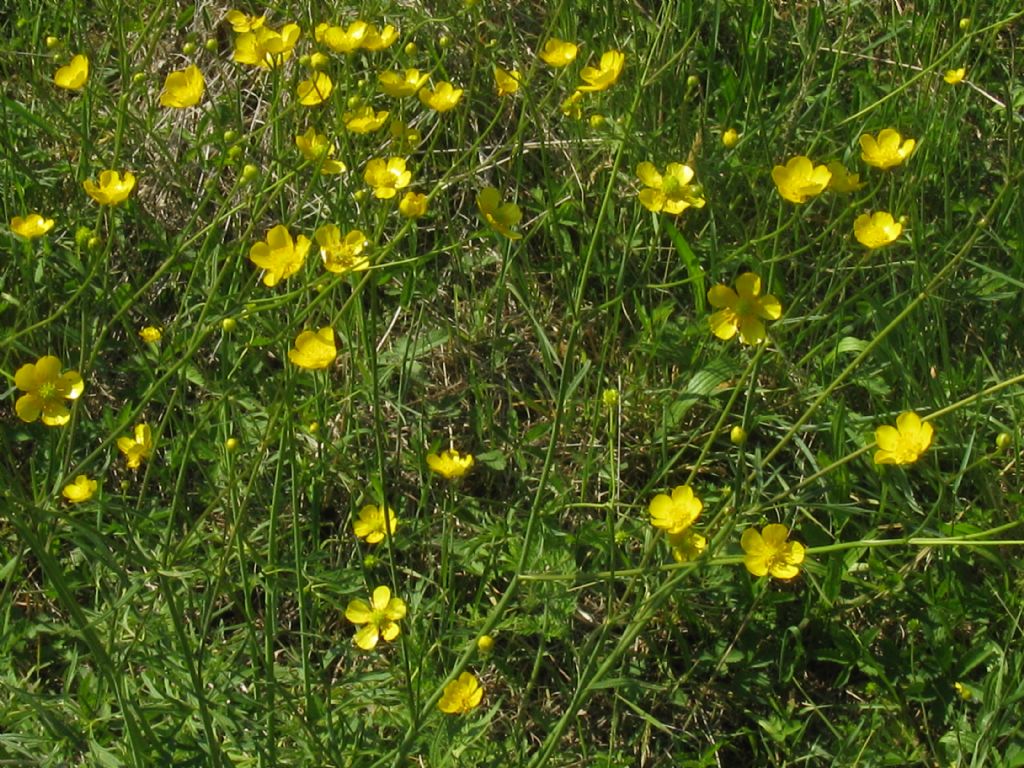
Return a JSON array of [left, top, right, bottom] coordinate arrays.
[[664, 219, 705, 313]]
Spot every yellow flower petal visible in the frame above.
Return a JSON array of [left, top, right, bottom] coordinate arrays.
[[54, 54, 88, 90]]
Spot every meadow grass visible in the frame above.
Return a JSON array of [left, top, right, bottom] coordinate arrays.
[[2, 0, 1024, 765]]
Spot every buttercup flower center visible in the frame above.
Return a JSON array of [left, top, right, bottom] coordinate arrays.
[[735, 298, 755, 317], [38, 381, 58, 401]]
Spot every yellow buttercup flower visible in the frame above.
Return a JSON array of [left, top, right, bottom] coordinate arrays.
[[297, 72, 332, 105], [771, 156, 831, 203], [708, 272, 782, 345], [315, 224, 369, 273], [721, 128, 740, 148], [345, 585, 406, 650], [399, 191, 428, 219], [418, 81, 463, 112], [874, 411, 934, 465], [944, 67, 966, 84], [667, 529, 707, 563], [11, 213, 55, 239], [249, 225, 310, 286], [636, 162, 706, 215], [577, 49, 624, 92], [233, 23, 301, 69], [83, 170, 136, 205], [295, 128, 346, 174], [139, 326, 162, 343], [854, 211, 903, 249], [225, 10, 264, 32], [427, 448, 474, 479], [825, 160, 865, 193], [315, 21, 368, 53], [364, 157, 412, 199], [361, 23, 398, 51], [378, 68, 429, 97], [159, 64, 204, 107], [353, 504, 398, 544], [494, 66, 520, 96], [649, 485, 702, 535], [63, 475, 97, 503], [118, 423, 153, 469], [539, 38, 578, 67], [288, 327, 337, 370], [859, 129, 915, 170], [54, 54, 88, 90], [477, 187, 523, 240], [438, 672, 484, 715], [14, 355, 84, 426], [741, 524, 805, 580], [343, 106, 390, 133]]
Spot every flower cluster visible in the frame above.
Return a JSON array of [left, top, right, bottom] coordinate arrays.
[[16, 2, 968, 734], [538, 39, 625, 121], [770, 128, 913, 250]]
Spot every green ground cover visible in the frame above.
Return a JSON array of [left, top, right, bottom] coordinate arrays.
[[2, 0, 1024, 765]]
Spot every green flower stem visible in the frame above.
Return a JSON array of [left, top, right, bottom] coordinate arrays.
[[520, 522, 1024, 583]]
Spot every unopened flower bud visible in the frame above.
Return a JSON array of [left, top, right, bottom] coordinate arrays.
[[75, 226, 94, 248], [309, 52, 329, 70], [204, 38, 218, 53], [241, 163, 259, 182], [722, 128, 740, 148], [959, 17, 971, 31], [730, 425, 747, 446], [182, 42, 197, 56], [996, 432, 1012, 452], [404, 42, 418, 56], [225, 437, 239, 451], [477, 634, 494, 653], [221, 317, 237, 332], [45, 35, 60, 49]]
